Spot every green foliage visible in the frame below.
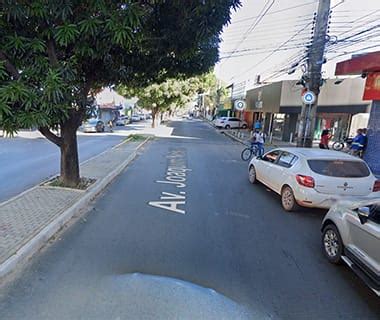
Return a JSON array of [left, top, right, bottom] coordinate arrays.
[[0, 0, 240, 135], [118, 72, 220, 115]]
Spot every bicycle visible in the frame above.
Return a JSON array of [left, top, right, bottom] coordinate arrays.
[[241, 143, 259, 161]]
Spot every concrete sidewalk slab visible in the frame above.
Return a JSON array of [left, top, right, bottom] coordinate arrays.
[[0, 137, 150, 280]]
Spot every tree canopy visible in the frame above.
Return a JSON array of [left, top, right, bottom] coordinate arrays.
[[0, 0, 240, 186]]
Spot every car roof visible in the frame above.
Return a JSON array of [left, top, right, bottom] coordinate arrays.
[[273, 147, 363, 161]]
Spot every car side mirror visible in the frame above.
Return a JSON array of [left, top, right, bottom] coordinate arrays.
[[357, 206, 370, 224], [256, 155, 262, 160]]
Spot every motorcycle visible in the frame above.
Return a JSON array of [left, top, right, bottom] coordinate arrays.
[[332, 136, 353, 151]]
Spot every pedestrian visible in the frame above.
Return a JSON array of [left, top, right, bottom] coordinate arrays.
[[251, 129, 265, 156], [349, 128, 365, 157], [108, 120, 113, 133], [254, 119, 262, 130], [319, 129, 331, 149], [361, 128, 368, 157]]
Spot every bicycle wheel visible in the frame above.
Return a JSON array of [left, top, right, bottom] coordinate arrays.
[[241, 147, 253, 161], [332, 141, 344, 151]]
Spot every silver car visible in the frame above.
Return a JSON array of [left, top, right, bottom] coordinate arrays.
[[321, 198, 380, 296]]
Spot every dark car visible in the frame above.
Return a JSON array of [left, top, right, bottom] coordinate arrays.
[[83, 119, 105, 133]]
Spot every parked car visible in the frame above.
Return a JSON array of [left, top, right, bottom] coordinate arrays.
[[131, 115, 141, 122], [248, 148, 380, 211], [321, 198, 380, 296], [115, 116, 128, 126], [83, 119, 105, 133], [138, 113, 146, 120], [214, 117, 248, 129]]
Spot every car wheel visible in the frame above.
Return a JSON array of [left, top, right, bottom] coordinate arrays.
[[322, 224, 343, 264], [242, 124, 247, 129], [281, 186, 298, 212], [225, 124, 231, 129], [248, 166, 257, 184]]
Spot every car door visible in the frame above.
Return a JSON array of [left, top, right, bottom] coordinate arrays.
[[345, 204, 380, 277], [255, 150, 281, 187], [270, 151, 299, 193], [228, 118, 237, 128]]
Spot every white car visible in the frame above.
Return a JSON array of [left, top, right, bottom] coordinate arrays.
[[248, 148, 380, 211], [214, 117, 248, 129], [131, 115, 141, 122], [321, 198, 380, 296]]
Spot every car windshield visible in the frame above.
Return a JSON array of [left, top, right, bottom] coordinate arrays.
[[87, 119, 98, 125], [307, 160, 370, 177]]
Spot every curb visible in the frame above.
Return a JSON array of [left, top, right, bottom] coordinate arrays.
[[222, 131, 247, 145], [0, 137, 151, 280]]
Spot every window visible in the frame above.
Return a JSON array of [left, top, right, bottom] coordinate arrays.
[[307, 160, 370, 177], [277, 152, 298, 168], [369, 203, 380, 224], [262, 150, 281, 163]]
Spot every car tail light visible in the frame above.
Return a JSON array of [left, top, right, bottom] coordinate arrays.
[[373, 180, 380, 192], [296, 175, 315, 188]]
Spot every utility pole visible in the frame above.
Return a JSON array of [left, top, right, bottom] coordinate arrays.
[[297, 0, 331, 147]]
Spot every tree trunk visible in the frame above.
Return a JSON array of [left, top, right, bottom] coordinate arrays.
[[60, 119, 80, 187], [151, 107, 158, 128]]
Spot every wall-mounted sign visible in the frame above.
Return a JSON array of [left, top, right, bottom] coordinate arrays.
[[234, 100, 246, 111], [363, 72, 380, 100], [302, 91, 316, 104]]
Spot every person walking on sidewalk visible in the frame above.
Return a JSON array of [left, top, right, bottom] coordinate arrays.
[[319, 129, 331, 149], [350, 128, 365, 157], [252, 129, 265, 156]]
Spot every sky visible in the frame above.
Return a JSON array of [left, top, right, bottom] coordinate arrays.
[[215, 0, 380, 89]]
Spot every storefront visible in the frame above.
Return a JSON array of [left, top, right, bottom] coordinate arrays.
[[244, 78, 371, 142]]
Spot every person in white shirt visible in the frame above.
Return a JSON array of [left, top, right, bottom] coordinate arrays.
[[251, 129, 265, 156]]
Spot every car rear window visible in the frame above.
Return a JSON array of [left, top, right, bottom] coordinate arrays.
[[307, 160, 370, 178]]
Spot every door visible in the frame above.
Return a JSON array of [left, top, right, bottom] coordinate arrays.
[[230, 118, 240, 128], [256, 150, 281, 187], [271, 151, 299, 193], [346, 204, 380, 277]]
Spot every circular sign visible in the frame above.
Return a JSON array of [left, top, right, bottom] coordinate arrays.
[[234, 100, 246, 111], [302, 91, 316, 104]]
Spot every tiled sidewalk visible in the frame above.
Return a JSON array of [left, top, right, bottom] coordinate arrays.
[[0, 139, 146, 269]]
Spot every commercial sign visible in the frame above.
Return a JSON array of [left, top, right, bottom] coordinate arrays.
[[363, 72, 380, 100]]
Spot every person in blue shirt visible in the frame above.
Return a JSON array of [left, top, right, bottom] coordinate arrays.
[[350, 129, 366, 157], [254, 120, 262, 130]]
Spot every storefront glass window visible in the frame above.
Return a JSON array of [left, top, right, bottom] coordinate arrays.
[[272, 114, 285, 139]]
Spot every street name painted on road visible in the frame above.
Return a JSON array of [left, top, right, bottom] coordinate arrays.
[[149, 148, 191, 214]]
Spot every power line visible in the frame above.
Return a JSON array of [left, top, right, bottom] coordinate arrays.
[[232, 1, 318, 24], [220, 0, 275, 65], [230, 19, 314, 82]]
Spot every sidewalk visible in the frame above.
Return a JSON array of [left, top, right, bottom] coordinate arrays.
[[218, 127, 297, 148], [0, 136, 150, 279]]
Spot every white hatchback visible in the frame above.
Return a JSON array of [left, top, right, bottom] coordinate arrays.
[[214, 117, 248, 129], [248, 148, 380, 211]]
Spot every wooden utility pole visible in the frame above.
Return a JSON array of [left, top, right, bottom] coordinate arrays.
[[297, 0, 331, 147]]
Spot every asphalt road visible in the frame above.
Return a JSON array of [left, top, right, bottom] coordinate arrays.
[[0, 120, 379, 319], [0, 133, 125, 202]]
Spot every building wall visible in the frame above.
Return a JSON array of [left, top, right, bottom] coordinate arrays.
[[364, 101, 380, 175], [280, 78, 371, 107], [246, 82, 282, 113]]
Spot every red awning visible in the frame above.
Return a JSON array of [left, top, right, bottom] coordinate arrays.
[[335, 51, 380, 76]]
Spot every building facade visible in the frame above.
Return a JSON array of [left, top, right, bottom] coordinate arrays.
[[243, 78, 371, 142]]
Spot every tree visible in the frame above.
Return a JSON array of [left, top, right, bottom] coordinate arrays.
[[119, 77, 199, 127], [0, 1, 239, 187]]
